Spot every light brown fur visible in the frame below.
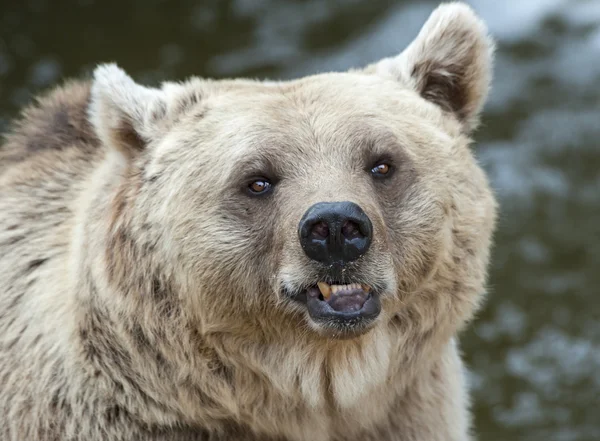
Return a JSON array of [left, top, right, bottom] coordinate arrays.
[[0, 3, 496, 440]]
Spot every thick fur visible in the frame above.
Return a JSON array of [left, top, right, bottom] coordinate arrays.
[[0, 3, 496, 441]]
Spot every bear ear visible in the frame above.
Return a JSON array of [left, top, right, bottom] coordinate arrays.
[[369, 2, 494, 132], [89, 64, 167, 157]]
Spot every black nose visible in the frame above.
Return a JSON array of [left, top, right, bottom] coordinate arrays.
[[298, 201, 373, 264]]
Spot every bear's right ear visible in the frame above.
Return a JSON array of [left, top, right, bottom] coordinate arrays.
[[89, 64, 167, 157]]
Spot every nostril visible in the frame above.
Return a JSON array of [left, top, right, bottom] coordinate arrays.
[[311, 221, 329, 239], [341, 220, 362, 240]]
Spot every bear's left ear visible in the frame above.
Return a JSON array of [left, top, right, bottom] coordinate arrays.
[[88, 64, 168, 157], [369, 2, 494, 132]]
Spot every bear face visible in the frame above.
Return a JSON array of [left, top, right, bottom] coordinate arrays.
[[88, 2, 496, 343]]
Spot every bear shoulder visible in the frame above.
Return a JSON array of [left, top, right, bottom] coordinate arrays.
[[0, 80, 99, 173]]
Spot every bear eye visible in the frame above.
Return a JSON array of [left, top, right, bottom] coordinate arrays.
[[370, 163, 392, 178], [248, 179, 272, 196]]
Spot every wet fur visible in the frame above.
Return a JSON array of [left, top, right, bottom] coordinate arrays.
[[0, 3, 496, 441]]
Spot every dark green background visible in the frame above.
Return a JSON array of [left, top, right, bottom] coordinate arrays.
[[1, 0, 598, 439]]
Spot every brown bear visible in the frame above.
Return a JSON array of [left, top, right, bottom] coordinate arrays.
[[0, 3, 496, 440]]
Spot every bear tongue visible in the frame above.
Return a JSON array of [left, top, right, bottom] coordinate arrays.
[[327, 288, 369, 312]]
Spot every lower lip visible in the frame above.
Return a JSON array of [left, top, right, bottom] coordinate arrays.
[[304, 288, 382, 323]]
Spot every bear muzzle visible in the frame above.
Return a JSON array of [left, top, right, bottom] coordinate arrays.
[[287, 202, 384, 337]]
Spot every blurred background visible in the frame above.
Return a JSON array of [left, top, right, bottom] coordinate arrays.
[[0, 0, 598, 439]]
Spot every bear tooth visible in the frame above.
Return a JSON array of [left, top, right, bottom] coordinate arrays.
[[317, 282, 332, 299], [362, 284, 371, 292]]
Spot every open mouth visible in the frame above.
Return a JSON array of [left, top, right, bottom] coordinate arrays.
[[291, 281, 382, 336], [314, 282, 372, 312]]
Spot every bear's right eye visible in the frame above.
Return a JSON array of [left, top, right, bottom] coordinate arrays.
[[247, 179, 273, 196]]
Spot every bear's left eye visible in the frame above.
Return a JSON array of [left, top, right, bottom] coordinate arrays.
[[370, 163, 392, 178], [247, 179, 273, 196]]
